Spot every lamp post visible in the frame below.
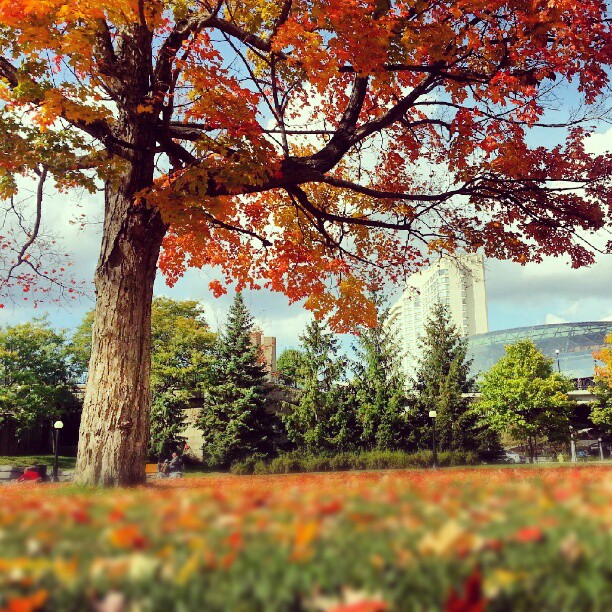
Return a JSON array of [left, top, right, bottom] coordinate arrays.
[[598, 438, 604, 461], [53, 420, 63, 482], [429, 410, 437, 468], [555, 349, 561, 373]]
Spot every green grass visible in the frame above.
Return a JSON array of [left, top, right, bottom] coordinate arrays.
[[0, 455, 76, 470], [1, 456, 607, 478]]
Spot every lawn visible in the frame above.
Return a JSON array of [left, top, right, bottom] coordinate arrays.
[[1, 465, 611, 611], [0, 455, 77, 471]]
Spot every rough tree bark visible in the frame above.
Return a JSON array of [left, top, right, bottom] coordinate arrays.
[[75, 171, 166, 486], [74, 22, 167, 486]]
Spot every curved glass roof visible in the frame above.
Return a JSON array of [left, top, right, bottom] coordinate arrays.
[[468, 322, 612, 379]]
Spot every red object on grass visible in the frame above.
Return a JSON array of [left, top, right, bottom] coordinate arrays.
[[18, 469, 42, 482], [515, 526, 544, 543], [445, 568, 487, 612]]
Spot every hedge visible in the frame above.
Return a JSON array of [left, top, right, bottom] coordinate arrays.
[[230, 449, 478, 475]]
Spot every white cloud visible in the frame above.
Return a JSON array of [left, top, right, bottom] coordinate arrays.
[[545, 313, 568, 324], [585, 126, 612, 155]]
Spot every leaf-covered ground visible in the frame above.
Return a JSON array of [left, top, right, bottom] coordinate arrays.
[[1, 466, 611, 611]]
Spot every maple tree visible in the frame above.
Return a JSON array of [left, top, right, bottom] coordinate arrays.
[[591, 332, 612, 434], [0, 0, 610, 484]]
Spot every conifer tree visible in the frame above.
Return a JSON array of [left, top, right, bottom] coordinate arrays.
[[149, 391, 188, 461], [410, 302, 487, 453], [351, 305, 409, 451], [198, 293, 274, 467], [282, 319, 351, 454]]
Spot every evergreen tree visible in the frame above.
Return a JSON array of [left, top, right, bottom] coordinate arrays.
[[410, 302, 489, 454], [282, 319, 351, 454], [149, 390, 188, 461], [198, 293, 275, 467], [351, 305, 409, 450]]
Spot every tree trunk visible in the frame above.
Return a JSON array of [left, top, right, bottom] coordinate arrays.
[[527, 436, 535, 463], [75, 171, 166, 486]]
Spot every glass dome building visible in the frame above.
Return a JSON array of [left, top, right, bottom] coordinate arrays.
[[467, 322, 612, 380]]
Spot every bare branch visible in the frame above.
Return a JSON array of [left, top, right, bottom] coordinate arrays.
[[201, 209, 272, 247], [3, 166, 47, 283], [318, 176, 465, 203]]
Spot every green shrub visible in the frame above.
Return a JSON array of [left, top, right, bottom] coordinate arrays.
[[230, 453, 270, 475], [247, 450, 477, 474]]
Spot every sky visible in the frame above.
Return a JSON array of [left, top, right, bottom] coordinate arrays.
[[0, 123, 610, 356]]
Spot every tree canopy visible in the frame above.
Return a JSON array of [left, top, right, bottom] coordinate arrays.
[[1, 0, 610, 324], [0, 0, 609, 484], [277, 349, 307, 388], [0, 318, 79, 432], [71, 297, 216, 386], [591, 332, 612, 434], [477, 339, 574, 461]]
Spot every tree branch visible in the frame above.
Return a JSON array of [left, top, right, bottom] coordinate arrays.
[[0, 56, 19, 88], [286, 185, 417, 232], [3, 166, 47, 283]]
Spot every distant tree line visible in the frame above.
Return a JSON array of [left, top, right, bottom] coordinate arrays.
[[2, 296, 611, 466]]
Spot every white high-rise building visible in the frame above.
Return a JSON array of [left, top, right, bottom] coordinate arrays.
[[387, 253, 488, 380]]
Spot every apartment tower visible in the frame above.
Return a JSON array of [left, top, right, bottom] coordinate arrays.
[[387, 253, 488, 379]]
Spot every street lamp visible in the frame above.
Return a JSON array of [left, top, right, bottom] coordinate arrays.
[[598, 438, 604, 461], [429, 410, 437, 469], [569, 425, 577, 463], [555, 349, 561, 373], [53, 421, 64, 482]]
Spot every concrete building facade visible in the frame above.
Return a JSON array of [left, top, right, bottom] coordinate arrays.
[[388, 253, 488, 380]]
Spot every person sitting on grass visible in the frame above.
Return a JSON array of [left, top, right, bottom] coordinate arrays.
[[17, 466, 43, 483]]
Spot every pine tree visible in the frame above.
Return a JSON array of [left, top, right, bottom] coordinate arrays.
[[149, 390, 188, 461], [410, 302, 490, 454], [198, 293, 275, 467], [282, 319, 351, 454], [351, 305, 409, 451]]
